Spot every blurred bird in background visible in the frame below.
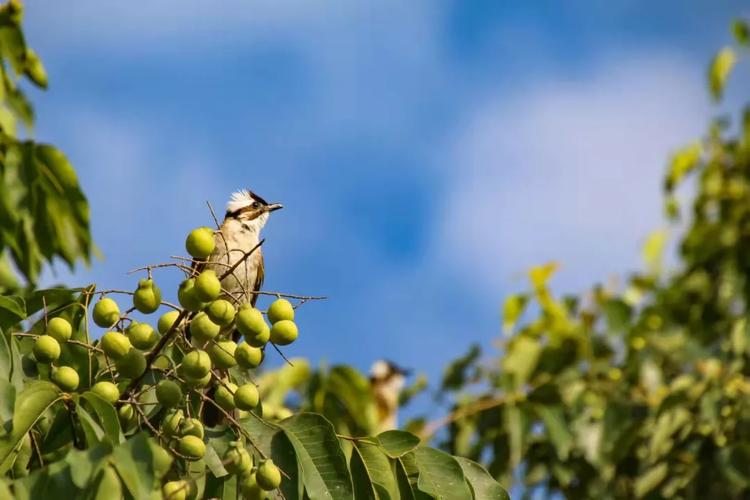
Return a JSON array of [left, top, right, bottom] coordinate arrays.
[[370, 360, 410, 432]]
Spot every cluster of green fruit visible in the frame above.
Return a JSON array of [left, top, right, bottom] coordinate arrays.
[[27, 226, 301, 499]]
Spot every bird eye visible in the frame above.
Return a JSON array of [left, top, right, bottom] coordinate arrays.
[[252, 202, 260, 208]]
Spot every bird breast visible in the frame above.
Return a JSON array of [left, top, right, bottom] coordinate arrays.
[[205, 223, 262, 303]]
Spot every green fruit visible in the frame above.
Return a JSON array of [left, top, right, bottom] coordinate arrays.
[[118, 404, 136, 426], [181, 350, 211, 379], [215, 382, 238, 412], [115, 349, 147, 378], [207, 340, 237, 369], [234, 384, 260, 410], [163, 409, 184, 437], [235, 343, 263, 369], [239, 472, 266, 500], [267, 298, 294, 324], [194, 270, 221, 302], [133, 279, 162, 314], [236, 307, 266, 335], [179, 418, 204, 439], [186, 227, 215, 259], [185, 371, 212, 388], [206, 299, 236, 326], [189, 312, 221, 343], [256, 459, 282, 490], [100, 331, 132, 359], [158, 310, 181, 334], [177, 435, 206, 461], [152, 444, 173, 474], [91, 381, 120, 403], [47, 317, 72, 342], [270, 320, 298, 346], [52, 366, 79, 392], [127, 322, 158, 350], [224, 446, 253, 475], [93, 298, 120, 328], [163, 480, 189, 500], [178, 279, 204, 312], [33, 335, 60, 364], [156, 380, 183, 407]]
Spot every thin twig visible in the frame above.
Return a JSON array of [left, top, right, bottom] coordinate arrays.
[[418, 396, 506, 442]]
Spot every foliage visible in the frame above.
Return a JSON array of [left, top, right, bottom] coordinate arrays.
[[0, 0, 93, 292], [417, 19, 750, 499], [0, 2, 505, 498]]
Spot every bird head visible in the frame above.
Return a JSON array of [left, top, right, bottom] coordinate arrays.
[[370, 359, 410, 392], [224, 189, 282, 232]]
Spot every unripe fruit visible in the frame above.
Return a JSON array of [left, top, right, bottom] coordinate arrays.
[[179, 418, 204, 439], [46, 317, 72, 343], [163, 409, 184, 437], [270, 320, 298, 346], [178, 279, 203, 312], [267, 298, 294, 324], [127, 322, 158, 350], [206, 299, 236, 326], [215, 382, 238, 412], [194, 270, 221, 302], [91, 381, 120, 403], [177, 435, 206, 461], [224, 446, 253, 475], [163, 480, 189, 500], [234, 384, 260, 410], [52, 366, 79, 392], [239, 472, 265, 500], [236, 306, 265, 335], [115, 349, 147, 379], [185, 371, 212, 388], [133, 279, 162, 314], [189, 312, 220, 343], [186, 227, 215, 259], [93, 298, 120, 328], [256, 459, 282, 490], [207, 340, 237, 369], [181, 350, 211, 379], [118, 404, 136, 426], [100, 332, 132, 359], [235, 343, 263, 369], [158, 310, 181, 334], [33, 335, 60, 364], [156, 380, 183, 407]]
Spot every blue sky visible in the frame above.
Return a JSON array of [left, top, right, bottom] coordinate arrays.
[[25, 1, 748, 415]]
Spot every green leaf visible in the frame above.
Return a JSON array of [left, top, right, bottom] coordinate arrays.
[[278, 413, 354, 500], [537, 406, 572, 460], [502, 294, 528, 334], [353, 441, 399, 500], [455, 457, 509, 500], [77, 404, 105, 445], [94, 465, 123, 500], [241, 415, 302, 500], [412, 447, 472, 500], [634, 462, 668, 497], [350, 443, 377, 500], [111, 432, 159, 500], [732, 19, 750, 45], [394, 458, 417, 500], [0, 295, 25, 330], [708, 46, 737, 100], [377, 430, 420, 458], [80, 392, 123, 444], [502, 336, 542, 387], [0, 380, 62, 474]]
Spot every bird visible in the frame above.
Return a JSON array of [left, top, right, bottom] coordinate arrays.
[[369, 360, 410, 432], [204, 189, 282, 315]]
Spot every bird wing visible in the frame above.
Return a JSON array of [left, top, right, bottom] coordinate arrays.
[[251, 253, 264, 307]]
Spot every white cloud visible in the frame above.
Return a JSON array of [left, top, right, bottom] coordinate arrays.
[[438, 54, 712, 294]]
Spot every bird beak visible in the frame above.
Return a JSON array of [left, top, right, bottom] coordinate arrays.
[[265, 203, 283, 212]]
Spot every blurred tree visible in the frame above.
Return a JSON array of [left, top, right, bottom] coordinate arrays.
[[0, 0, 93, 293], [406, 19, 750, 499]]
